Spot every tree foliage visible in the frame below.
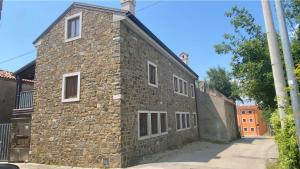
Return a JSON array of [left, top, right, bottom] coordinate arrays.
[[214, 6, 276, 109], [205, 67, 241, 101]]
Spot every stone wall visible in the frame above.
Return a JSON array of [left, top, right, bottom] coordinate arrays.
[[119, 21, 199, 166], [197, 82, 239, 143], [30, 7, 123, 168]]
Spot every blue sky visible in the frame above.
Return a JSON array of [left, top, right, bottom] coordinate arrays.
[[0, 0, 271, 79]]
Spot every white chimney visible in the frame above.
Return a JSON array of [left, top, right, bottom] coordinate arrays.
[[179, 52, 189, 65], [120, 0, 136, 15]]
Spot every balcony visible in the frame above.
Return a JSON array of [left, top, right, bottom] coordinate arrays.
[[12, 91, 33, 119]]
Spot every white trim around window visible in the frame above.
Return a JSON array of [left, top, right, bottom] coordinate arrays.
[[138, 111, 168, 140], [64, 12, 82, 42], [251, 127, 255, 131], [147, 61, 158, 88], [242, 118, 246, 123], [193, 112, 197, 127], [173, 75, 188, 97], [190, 84, 195, 98], [62, 72, 80, 102], [175, 112, 191, 131], [250, 118, 254, 123]]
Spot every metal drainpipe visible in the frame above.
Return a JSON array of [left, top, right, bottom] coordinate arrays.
[[194, 80, 201, 139]]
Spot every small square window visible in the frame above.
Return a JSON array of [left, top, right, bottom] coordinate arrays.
[[251, 127, 255, 132], [65, 12, 82, 42], [250, 118, 254, 122], [62, 72, 80, 102], [148, 61, 158, 87], [242, 111, 245, 114], [244, 128, 248, 131], [242, 119, 246, 122], [249, 111, 253, 114]]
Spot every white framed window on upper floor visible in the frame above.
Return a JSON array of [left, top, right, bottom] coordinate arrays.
[[176, 112, 190, 131], [243, 127, 248, 132], [193, 112, 197, 127], [173, 75, 188, 96], [242, 118, 246, 123], [138, 111, 168, 140], [62, 72, 80, 102], [147, 61, 158, 88], [250, 118, 254, 123], [251, 127, 255, 132], [190, 84, 195, 98], [65, 12, 82, 42]]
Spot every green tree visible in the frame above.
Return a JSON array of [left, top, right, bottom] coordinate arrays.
[[206, 67, 241, 101], [214, 6, 276, 109]]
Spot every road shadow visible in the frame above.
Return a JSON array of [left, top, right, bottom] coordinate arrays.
[[0, 164, 19, 169]]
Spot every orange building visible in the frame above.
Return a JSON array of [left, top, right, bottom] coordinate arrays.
[[237, 105, 268, 137]]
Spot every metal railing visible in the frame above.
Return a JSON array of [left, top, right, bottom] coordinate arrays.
[[17, 91, 33, 109]]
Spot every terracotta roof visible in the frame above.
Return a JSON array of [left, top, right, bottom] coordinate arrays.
[[0, 70, 33, 83]]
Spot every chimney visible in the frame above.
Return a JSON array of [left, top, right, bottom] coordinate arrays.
[[120, 0, 136, 15], [179, 52, 189, 65]]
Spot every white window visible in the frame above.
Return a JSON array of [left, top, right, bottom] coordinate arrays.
[[175, 112, 191, 131], [251, 127, 255, 132], [243, 127, 248, 131], [65, 12, 82, 42], [147, 61, 158, 87], [173, 75, 188, 96], [193, 112, 197, 127], [190, 84, 195, 98], [242, 118, 246, 123], [250, 118, 254, 122], [62, 72, 80, 102], [138, 111, 167, 140]]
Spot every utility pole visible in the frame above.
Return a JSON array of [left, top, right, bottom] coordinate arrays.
[[275, 0, 300, 147], [261, 0, 288, 127]]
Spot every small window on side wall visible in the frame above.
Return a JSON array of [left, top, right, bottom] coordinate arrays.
[[148, 61, 158, 87], [65, 12, 82, 42], [62, 72, 80, 102]]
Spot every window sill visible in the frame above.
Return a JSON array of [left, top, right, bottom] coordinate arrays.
[[62, 97, 80, 103], [174, 91, 188, 97], [138, 132, 168, 141], [176, 127, 191, 132], [64, 36, 81, 43], [148, 82, 158, 88]]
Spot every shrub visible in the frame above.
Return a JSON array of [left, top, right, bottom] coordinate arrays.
[[270, 108, 300, 169]]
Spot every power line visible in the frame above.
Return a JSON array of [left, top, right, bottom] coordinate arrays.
[[135, 0, 163, 14], [0, 50, 35, 65]]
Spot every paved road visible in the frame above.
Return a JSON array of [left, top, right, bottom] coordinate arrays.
[[12, 137, 277, 169], [130, 137, 278, 169]]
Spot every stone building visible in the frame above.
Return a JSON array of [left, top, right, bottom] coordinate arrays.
[[29, 1, 199, 168]]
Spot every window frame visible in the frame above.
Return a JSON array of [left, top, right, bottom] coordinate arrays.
[[190, 84, 195, 98], [242, 118, 246, 123], [175, 112, 191, 131], [147, 61, 158, 88], [65, 12, 82, 42], [62, 72, 80, 102], [138, 111, 168, 140], [251, 127, 255, 132], [241, 111, 246, 114], [173, 75, 188, 97], [193, 112, 197, 127], [243, 127, 248, 132], [250, 118, 254, 123]]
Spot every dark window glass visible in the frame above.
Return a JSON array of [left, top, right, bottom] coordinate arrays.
[[250, 119, 253, 122], [182, 114, 186, 128], [151, 113, 158, 134], [184, 82, 187, 95], [193, 114, 197, 126], [242, 119, 246, 122], [65, 75, 78, 99], [160, 113, 167, 133], [251, 128, 255, 131], [67, 16, 80, 38], [242, 111, 245, 114], [191, 85, 195, 97], [149, 64, 156, 85], [244, 128, 247, 131], [186, 113, 190, 128], [176, 114, 181, 129], [174, 77, 178, 92], [139, 113, 148, 137], [249, 111, 253, 114], [179, 79, 183, 93]]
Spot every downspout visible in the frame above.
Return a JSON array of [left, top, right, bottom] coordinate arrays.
[[194, 80, 201, 139]]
